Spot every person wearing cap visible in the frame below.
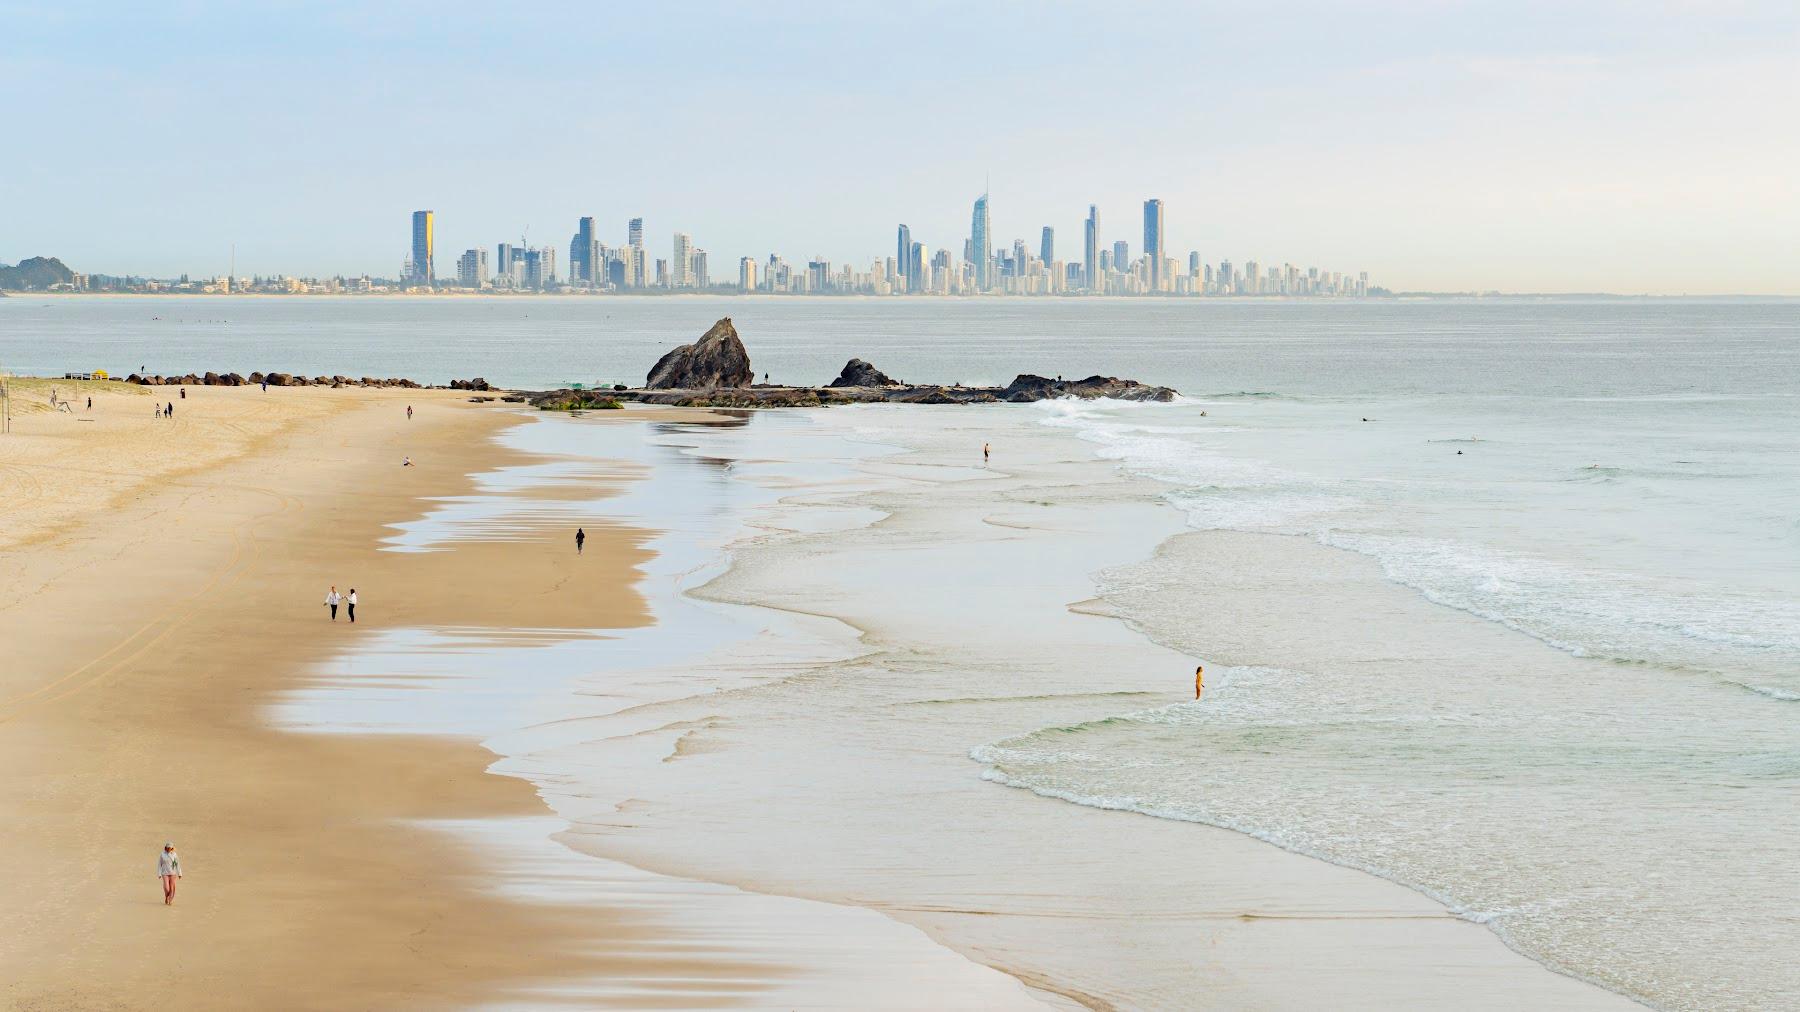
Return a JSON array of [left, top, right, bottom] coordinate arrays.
[[157, 842, 182, 905]]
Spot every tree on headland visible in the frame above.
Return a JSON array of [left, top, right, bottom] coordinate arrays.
[[0, 257, 75, 291]]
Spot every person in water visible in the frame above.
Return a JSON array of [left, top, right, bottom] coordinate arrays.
[[982, 442, 990, 464], [575, 527, 586, 554], [158, 842, 182, 905], [1195, 664, 1204, 700]]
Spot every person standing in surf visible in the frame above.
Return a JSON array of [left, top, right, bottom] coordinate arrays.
[[1195, 664, 1204, 700]]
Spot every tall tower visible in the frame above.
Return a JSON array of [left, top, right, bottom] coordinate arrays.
[[1040, 226, 1054, 267], [570, 216, 595, 283], [672, 232, 692, 287], [896, 224, 911, 286], [628, 218, 644, 249], [1143, 199, 1165, 291], [1083, 205, 1099, 291], [410, 210, 435, 284], [970, 193, 991, 292]]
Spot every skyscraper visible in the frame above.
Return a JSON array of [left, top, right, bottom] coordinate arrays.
[[908, 241, 925, 293], [970, 193, 991, 291], [569, 216, 595, 284], [896, 224, 911, 285], [1084, 205, 1099, 291], [1040, 226, 1054, 266], [1143, 199, 1165, 291], [1113, 240, 1129, 275], [672, 233, 692, 287], [628, 218, 644, 250], [456, 248, 488, 288], [410, 210, 434, 284]]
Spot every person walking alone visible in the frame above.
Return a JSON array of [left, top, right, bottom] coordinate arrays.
[[347, 588, 357, 623], [324, 585, 340, 621], [406, 404, 413, 421], [575, 527, 586, 554], [158, 842, 182, 905], [1194, 664, 1205, 700]]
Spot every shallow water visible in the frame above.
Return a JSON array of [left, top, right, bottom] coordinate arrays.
[[45, 296, 1797, 1008]]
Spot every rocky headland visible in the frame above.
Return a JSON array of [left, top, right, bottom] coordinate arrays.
[[534, 317, 1177, 409]]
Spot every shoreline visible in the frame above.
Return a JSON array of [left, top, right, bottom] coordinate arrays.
[[0, 381, 1678, 1007], [499, 404, 1642, 1009]]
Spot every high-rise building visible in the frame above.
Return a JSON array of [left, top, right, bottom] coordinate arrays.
[[970, 194, 991, 291], [672, 233, 692, 287], [1040, 226, 1054, 266], [569, 216, 595, 284], [739, 256, 757, 291], [1113, 240, 1129, 274], [456, 248, 488, 288], [1084, 205, 1099, 291], [1143, 199, 1165, 291], [908, 241, 925, 293], [410, 210, 435, 284], [896, 224, 911, 285], [628, 218, 644, 250], [692, 249, 709, 288]]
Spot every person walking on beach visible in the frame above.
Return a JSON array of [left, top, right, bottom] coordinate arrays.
[[157, 842, 182, 905], [86, 395, 92, 411], [1195, 664, 1205, 700], [983, 442, 991, 464], [575, 527, 586, 554], [347, 588, 357, 623], [324, 586, 340, 620], [166, 401, 174, 418], [406, 405, 413, 421], [179, 387, 186, 400]]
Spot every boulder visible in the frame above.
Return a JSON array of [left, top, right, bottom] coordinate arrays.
[[202, 372, 221, 385], [828, 358, 899, 388], [265, 372, 295, 387], [645, 317, 753, 389]]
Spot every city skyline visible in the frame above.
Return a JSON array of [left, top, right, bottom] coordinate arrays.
[[4, 4, 1797, 294]]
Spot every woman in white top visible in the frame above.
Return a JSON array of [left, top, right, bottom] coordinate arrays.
[[347, 588, 357, 623], [324, 586, 340, 621], [158, 842, 182, 905]]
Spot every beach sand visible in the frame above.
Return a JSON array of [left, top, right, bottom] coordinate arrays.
[[0, 385, 662, 1008]]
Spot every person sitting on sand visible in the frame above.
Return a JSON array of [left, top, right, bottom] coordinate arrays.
[[575, 527, 586, 554], [402, 456, 414, 467], [158, 842, 182, 905]]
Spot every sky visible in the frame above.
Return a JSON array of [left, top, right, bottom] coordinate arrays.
[[2, 1, 1796, 294]]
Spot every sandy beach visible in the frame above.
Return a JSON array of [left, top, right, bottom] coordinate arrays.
[[0, 383, 656, 1008], [3, 377, 1645, 1009]]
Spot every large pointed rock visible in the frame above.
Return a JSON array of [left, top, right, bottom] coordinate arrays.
[[828, 358, 899, 388], [645, 317, 753, 389]]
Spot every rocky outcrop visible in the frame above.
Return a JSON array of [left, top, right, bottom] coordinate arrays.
[[1001, 374, 1175, 403], [645, 318, 753, 389], [449, 377, 491, 391], [827, 358, 899, 388]]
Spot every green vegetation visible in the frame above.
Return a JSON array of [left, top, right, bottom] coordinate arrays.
[[537, 392, 623, 411], [0, 256, 75, 291]]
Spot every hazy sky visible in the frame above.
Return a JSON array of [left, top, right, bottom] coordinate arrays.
[[3, 1, 1796, 293]]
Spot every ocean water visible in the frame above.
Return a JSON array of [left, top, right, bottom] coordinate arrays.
[[17, 296, 1799, 1007]]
